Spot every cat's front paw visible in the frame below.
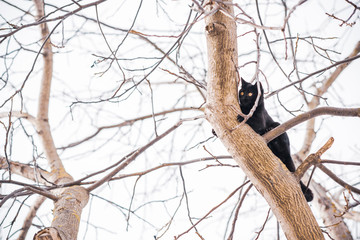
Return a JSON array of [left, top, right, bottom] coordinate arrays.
[[265, 122, 280, 132], [237, 114, 244, 122]]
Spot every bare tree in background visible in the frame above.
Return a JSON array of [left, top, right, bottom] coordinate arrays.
[[0, 0, 360, 239]]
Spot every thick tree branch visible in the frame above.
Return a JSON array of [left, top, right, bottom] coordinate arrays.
[[34, 186, 89, 240], [29, 2, 90, 239], [263, 107, 360, 143], [33, 0, 71, 182], [294, 137, 334, 181], [34, 0, 53, 121], [295, 135, 360, 194], [0, 184, 57, 206], [0, 111, 37, 126], [0, 156, 52, 184]]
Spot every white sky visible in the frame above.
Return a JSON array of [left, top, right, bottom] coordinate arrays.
[[1, 0, 360, 239]]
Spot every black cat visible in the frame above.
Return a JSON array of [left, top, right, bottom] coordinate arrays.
[[237, 78, 313, 202]]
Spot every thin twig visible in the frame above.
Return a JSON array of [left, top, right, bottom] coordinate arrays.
[[179, 166, 198, 233], [175, 181, 250, 239], [267, 54, 360, 98], [255, 208, 272, 240], [227, 183, 252, 240], [59, 107, 199, 150], [18, 196, 46, 240], [87, 119, 186, 192]]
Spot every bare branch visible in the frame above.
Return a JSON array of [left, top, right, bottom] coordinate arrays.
[[175, 182, 249, 240], [267, 52, 360, 98], [87, 119, 187, 192], [44, 2, 207, 99], [29, 0, 72, 183], [0, 0, 107, 41], [227, 183, 252, 240], [321, 160, 360, 166], [295, 136, 360, 196], [0, 111, 37, 126], [263, 107, 360, 143], [59, 107, 200, 149], [317, 165, 360, 195], [110, 156, 232, 182], [0, 185, 57, 207], [0, 156, 52, 184], [254, 208, 272, 240], [294, 137, 334, 181], [179, 166, 198, 233]]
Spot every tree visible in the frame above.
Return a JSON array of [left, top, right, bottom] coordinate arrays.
[[0, 0, 359, 239]]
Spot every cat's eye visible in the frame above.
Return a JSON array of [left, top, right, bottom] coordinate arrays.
[[248, 92, 253, 96], [240, 92, 244, 96]]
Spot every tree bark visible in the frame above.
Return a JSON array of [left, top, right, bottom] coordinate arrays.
[[204, 1, 324, 239]]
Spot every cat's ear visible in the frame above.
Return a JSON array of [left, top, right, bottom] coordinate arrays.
[[259, 82, 264, 94], [255, 81, 264, 94], [241, 78, 247, 87]]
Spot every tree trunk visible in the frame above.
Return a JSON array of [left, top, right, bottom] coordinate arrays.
[[33, 187, 89, 240], [31, 0, 90, 239], [203, 1, 324, 239]]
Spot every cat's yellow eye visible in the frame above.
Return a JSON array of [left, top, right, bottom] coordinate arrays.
[[248, 92, 253, 96], [240, 92, 244, 96]]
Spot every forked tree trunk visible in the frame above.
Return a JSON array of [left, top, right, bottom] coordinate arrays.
[[203, 1, 324, 239]]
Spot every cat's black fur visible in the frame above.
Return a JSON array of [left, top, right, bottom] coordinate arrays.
[[237, 78, 313, 202]]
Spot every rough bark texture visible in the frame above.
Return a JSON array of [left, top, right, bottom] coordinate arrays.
[[204, 1, 324, 239], [47, 187, 89, 240]]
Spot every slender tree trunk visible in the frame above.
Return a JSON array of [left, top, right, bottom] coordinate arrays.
[[31, 1, 89, 239], [204, 1, 324, 239]]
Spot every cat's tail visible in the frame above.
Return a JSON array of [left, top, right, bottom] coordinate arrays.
[[300, 181, 314, 202]]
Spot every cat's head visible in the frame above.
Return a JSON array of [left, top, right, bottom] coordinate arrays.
[[239, 78, 264, 114]]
